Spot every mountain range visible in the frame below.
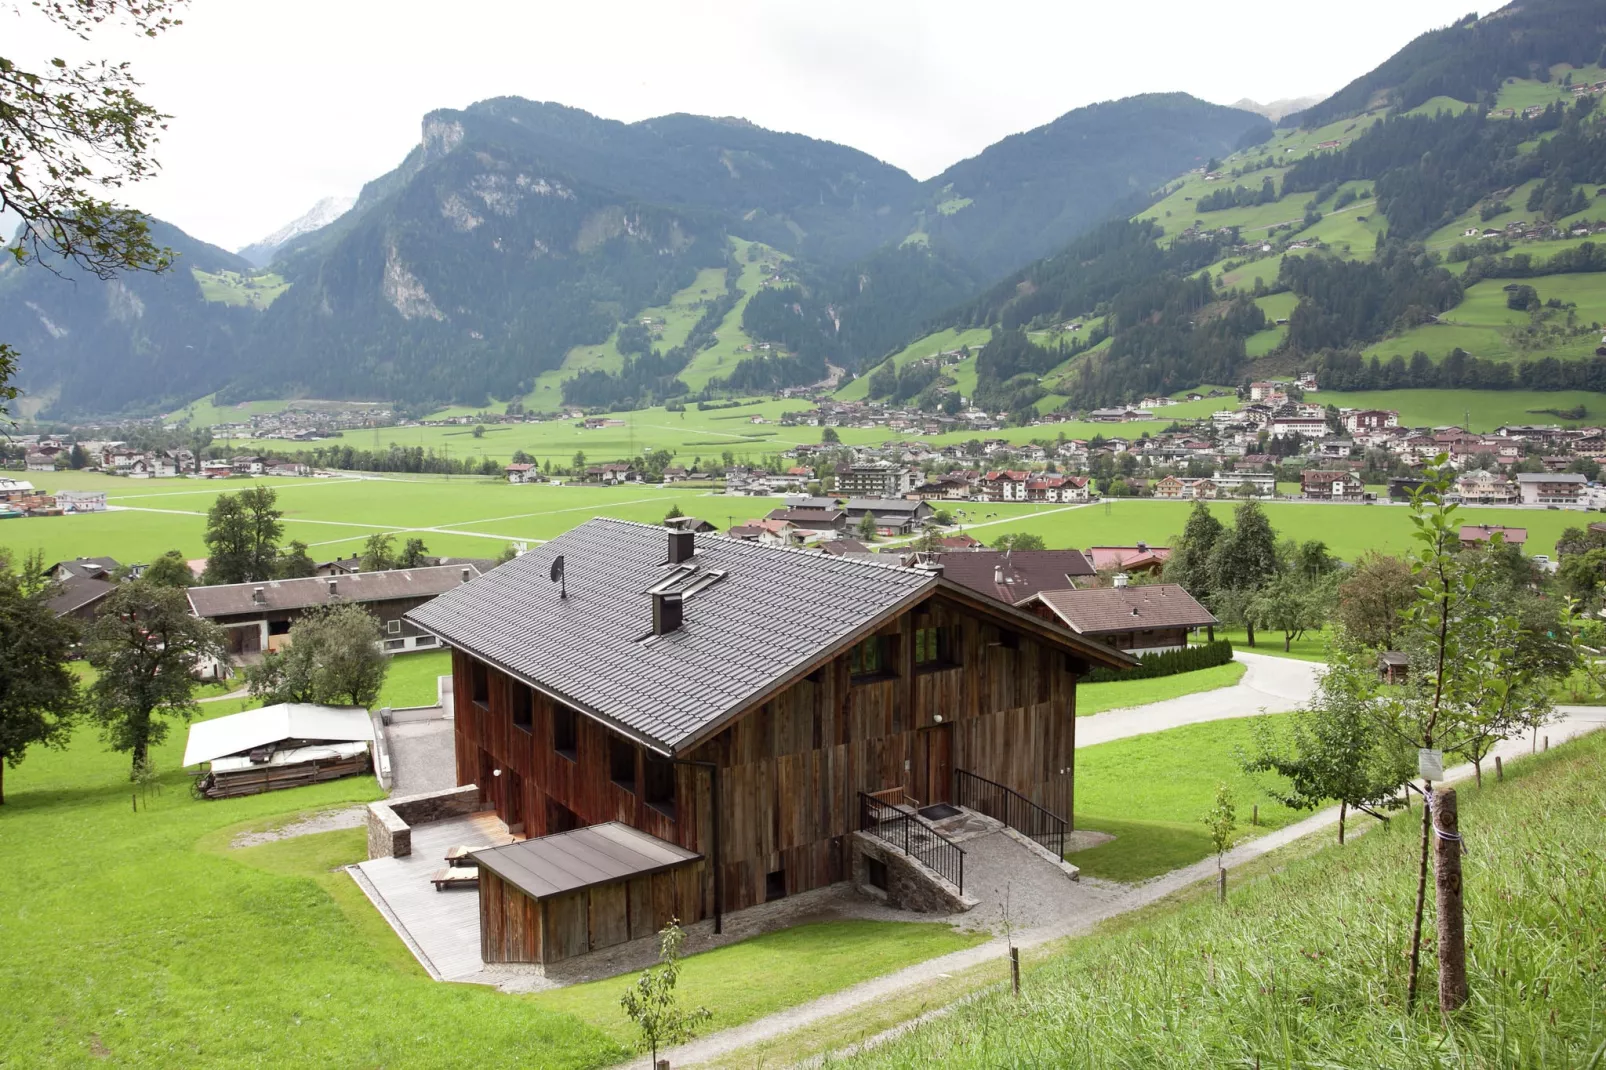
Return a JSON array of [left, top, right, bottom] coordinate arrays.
[[4, 0, 1605, 420], [236, 196, 355, 267]]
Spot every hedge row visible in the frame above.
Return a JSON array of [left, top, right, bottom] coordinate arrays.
[[1084, 639, 1235, 684]]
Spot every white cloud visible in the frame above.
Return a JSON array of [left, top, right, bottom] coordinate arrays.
[[5, 0, 1484, 251]]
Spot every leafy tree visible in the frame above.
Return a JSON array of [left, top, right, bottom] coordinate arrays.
[[620, 921, 711, 1066], [1208, 500, 1279, 646], [664, 505, 684, 521], [84, 580, 226, 776], [68, 443, 89, 469], [0, 552, 80, 804], [992, 532, 1046, 551], [573, 451, 587, 471], [471, 424, 486, 439], [360, 533, 396, 572], [1243, 639, 1414, 843], [243, 603, 389, 710], [396, 538, 430, 570], [202, 486, 284, 585], [820, 427, 841, 445], [1336, 552, 1416, 650], [1249, 570, 1334, 652], [1165, 500, 1223, 601], [932, 508, 955, 526], [276, 540, 317, 579], [856, 511, 878, 542], [495, 543, 520, 565], [0, 0, 182, 414], [1200, 782, 1236, 893], [141, 549, 194, 588]]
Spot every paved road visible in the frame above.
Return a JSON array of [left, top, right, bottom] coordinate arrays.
[[1077, 651, 1322, 748], [655, 706, 1605, 1068]]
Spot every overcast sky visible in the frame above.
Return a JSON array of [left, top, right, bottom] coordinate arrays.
[[8, 0, 1485, 252]]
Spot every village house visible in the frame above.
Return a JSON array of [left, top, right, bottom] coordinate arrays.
[[45, 557, 123, 621], [585, 463, 640, 485], [1301, 470, 1365, 501], [1024, 580, 1218, 654], [842, 498, 933, 535], [403, 520, 1134, 964], [1515, 472, 1585, 507], [505, 463, 544, 485], [1210, 472, 1275, 498], [187, 564, 483, 660], [1458, 525, 1527, 551], [764, 508, 847, 536], [923, 549, 1099, 605], [1454, 469, 1517, 505], [1084, 545, 1171, 577]]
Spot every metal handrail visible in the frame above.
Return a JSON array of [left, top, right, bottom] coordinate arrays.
[[952, 767, 1066, 859], [857, 792, 965, 893]]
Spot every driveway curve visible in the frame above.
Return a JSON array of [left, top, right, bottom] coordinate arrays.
[[1077, 651, 1322, 748]]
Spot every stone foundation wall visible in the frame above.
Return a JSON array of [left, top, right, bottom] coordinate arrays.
[[851, 831, 977, 914], [366, 784, 481, 859]]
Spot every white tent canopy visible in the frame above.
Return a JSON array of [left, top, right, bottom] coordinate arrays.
[[182, 703, 374, 767]]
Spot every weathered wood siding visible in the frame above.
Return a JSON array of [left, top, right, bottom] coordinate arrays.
[[453, 589, 1082, 920]]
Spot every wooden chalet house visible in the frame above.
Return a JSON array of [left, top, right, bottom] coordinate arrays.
[[407, 519, 1132, 965]]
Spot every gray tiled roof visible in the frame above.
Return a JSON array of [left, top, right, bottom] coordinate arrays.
[[406, 518, 935, 753], [188, 564, 482, 618], [1030, 584, 1218, 635]]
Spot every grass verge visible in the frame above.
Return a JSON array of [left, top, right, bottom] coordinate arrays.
[[841, 731, 1606, 1068], [1076, 661, 1246, 716]]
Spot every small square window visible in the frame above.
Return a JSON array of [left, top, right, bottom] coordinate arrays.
[[766, 869, 787, 902], [915, 626, 959, 669], [849, 636, 894, 681], [383, 638, 405, 651], [645, 759, 675, 820], [865, 856, 888, 891], [470, 661, 489, 707], [385, 618, 402, 635]]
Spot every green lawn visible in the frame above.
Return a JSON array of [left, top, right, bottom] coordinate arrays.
[[1214, 626, 1329, 662], [1316, 388, 1606, 431], [1076, 661, 1245, 716], [0, 703, 988, 1066], [378, 649, 451, 708], [846, 731, 1606, 1068], [191, 268, 291, 309], [1070, 714, 1300, 881], [531, 921, 983, 1047]]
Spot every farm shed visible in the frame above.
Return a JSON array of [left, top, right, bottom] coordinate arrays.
[[472, 822, 702, 965], [182, 703, 374, 799]]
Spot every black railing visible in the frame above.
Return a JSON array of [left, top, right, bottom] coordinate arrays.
[[952, 768, 1066, 859], [858, 792, 965, 893]]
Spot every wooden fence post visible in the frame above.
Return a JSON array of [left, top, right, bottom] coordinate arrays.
[[1010, 946, 1021, 996], [1217, 867, 1227, 902], [1544, 735, 1550, 752], [1252, 804, 1258, 827], [1494, 755, 1503, 783], [1435, 787, 1468, 1014]]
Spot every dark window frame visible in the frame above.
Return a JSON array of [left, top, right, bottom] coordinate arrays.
[[552, 703, 578, 763], [849, 635, 898, 683], [609, 736, 637, 795], [469, 661, 490, 708], [511, 684, 533, 733], [644, 759, 676, 821], [914, 625, 961, 671]]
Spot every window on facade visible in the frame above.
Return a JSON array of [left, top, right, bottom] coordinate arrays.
[[385, 618, 402, 635], [553, 703, 577, 762], [849, 636, 894, 681], [383, 638, 405, 651], [470, 661, 489, 707], [644, 759, 676, 820], [511, 684, 533, 732], [766, 869, 787, 902], [914, 626, 959, 669], [609, 736, 637, 794]]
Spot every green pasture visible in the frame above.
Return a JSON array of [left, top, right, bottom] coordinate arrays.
[[1399, 95, 1477, 119], [834, 327, 993, 402], [951, 496, 1590, 562], [191, 268, 291, 309], [1070, 713, 1301, 881], [1316, 387, 1606, 431], [1491, 63, 1606, 113], [677, 237, 788, 393]]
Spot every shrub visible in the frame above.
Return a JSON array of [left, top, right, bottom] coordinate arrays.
[[1084, 639, 1234, 684]]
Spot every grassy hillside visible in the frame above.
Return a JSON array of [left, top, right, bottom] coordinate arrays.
[[677, 237, 788, 393], [845, 730, 1606, 1068], [191, 268, 290, 309], [836, 327, 994, 402]]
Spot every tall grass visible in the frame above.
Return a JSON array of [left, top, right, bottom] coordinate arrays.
[[843, 732, 1606, 1068]]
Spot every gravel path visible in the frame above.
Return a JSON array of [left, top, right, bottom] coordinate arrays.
[[654, 708, 1606, 1068], [386, 718, 458, 797], [1077, 651, 1321, 748], [230, 805, 367, 848]]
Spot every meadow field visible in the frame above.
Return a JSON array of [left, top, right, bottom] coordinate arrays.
[[5, 468, 1593, 572]]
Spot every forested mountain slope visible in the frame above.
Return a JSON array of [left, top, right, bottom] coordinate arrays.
[[860, 0, 1606, 417]]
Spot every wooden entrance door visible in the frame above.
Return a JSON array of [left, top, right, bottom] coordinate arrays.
[[505, 769, 524, 834], [478, 748, 497, 809], [919, 723, 953, 805]]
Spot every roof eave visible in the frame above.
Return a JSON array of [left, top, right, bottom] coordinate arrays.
[[940, 580, 1138, 670]]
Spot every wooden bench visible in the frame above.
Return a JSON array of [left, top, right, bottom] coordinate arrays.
[[444, 845, 482, 866], [430, 867, 479, 891]]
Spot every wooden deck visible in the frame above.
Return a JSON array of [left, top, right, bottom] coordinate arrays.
[[352, 811, 515, 983]]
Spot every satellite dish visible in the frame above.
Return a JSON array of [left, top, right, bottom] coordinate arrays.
[[550, 554, 567, 599]]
